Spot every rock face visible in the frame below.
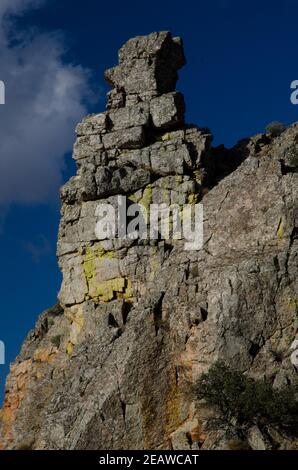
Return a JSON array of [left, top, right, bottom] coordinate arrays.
[[0, 31, 298, 450]]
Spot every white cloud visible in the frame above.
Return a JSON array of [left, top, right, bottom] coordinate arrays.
[[0, 0, 42, 19], [0, 0, 93, 206]]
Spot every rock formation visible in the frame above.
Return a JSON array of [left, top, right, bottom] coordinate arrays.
[[0, 31, 297, 450]]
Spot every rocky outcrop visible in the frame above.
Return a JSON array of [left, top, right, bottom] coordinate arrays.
[[0, 31, 297, 450]]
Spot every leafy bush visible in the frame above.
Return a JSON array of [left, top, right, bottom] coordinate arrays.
[[265, 121, 286, 136], [194, 361, 298, 431], [51, 335, 61, 348]]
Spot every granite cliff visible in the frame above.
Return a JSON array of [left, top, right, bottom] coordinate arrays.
[[0, 31, 297, 450]]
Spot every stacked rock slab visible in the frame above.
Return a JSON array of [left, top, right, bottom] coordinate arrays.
[[58, 31, 212, 308], [0, 32, 298, 451]]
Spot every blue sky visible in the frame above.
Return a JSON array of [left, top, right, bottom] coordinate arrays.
[[0, 0, 298, 400]]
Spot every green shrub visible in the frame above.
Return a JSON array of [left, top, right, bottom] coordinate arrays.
[[265, 121, 286, 136], [51, 335, 61, 348], [194, 361, 298, 431]]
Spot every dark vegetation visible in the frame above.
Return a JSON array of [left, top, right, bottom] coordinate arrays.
[[194, 361, 298, 433]]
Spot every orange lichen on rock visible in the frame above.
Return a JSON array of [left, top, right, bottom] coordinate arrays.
[[0, 347, 58, 450], [0, 359, 32, 449]]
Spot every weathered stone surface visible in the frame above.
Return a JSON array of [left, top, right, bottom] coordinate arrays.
[[76, 113, 107, 137], [1, 32, 297, 452], [107, 89, 125, 110], [59, 254, 88, 306], [150, 92, 185, 129], [247, 426, 268, 450], [105, 31, 185, 98], [108, 102, 150, 130], [150, 141, 189, 175], [102, 126, 145, 149], [73, 135, 103, 160], [94, 165, 151, 198]]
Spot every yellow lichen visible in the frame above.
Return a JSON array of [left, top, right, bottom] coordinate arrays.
[[193, 169, 202, 185], [122, 278, 133, 299], [162, 132, 171, 141], [66, 342, 74, 356], [187, 193, 199, 204], [277, 219, 284, 239], [288, 298, 297, 312], [140, 185, 152, 210], [82, 244, 133, 303], [138, 185, 153, 221], [83, 244, 115, 282], [175, 175, 183, 184], [83, 257, 95, 280], [86, 244, 115, 260], [94, 277, 133, 302], [128, 193, 139, 203]]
